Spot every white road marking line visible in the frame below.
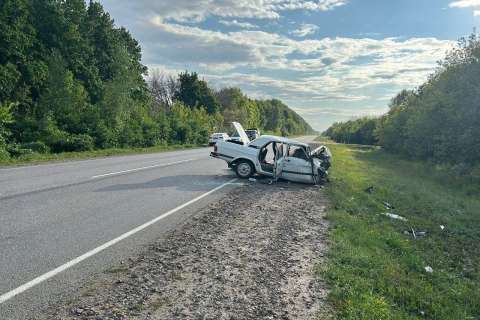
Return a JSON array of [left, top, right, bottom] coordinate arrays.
[[90, 159, 196, 179], [0, 178, 237, 305]]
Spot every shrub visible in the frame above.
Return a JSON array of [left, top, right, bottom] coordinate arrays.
[[47, 131, 95, 153], [0, 138, 9, 160], [67, 134, 95, 152], [7, 144, 35, 157], [21, 141, 50, 154]]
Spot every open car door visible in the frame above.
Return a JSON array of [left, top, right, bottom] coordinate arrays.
[[232, 122, 250, 145], [273, 143, 285, 181]]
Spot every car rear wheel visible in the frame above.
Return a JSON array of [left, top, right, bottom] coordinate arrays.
[[235, 160, 254, 179]]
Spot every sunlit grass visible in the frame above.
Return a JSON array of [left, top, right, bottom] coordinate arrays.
[[321, 143, 480, 319]]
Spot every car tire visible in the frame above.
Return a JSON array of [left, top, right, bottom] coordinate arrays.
[[235, 160, 254, 179]]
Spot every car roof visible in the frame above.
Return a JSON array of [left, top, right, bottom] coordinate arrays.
[[249, 135, 309, 148]]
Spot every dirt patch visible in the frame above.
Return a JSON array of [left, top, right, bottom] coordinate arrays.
[[47, 181, 331, 320]]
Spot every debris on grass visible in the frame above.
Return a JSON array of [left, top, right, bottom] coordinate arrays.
[[404, 228, 427, 238], [382, 201, 394, 209], [440, 225, 445, 230], [424, 266, 433, 273], [381, 212, 408, 221], [416, 230, 427, 237], [364, 186, 374, 193]]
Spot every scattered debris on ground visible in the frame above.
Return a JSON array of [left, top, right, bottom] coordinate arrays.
[[45, 182, 331, 320], [381, 212, 408, 221], [404, 228, 428, 239], [424, 266, 433, 273], [382, 201, 394, 210], [416, 231, 427, 237], [364, 186, 374, 193]]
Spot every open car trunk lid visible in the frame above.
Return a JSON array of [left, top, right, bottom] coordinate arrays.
[[232, 122, 250, 145]]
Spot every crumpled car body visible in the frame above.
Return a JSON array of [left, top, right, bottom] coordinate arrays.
[[210, 122, 331, 184]]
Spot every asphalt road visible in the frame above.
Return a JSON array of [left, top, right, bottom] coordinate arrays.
[[0, 136, 317, 319], [0, 147, 239, 319]]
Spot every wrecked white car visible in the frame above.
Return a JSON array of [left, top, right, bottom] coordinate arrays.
[[210, 122, 331, 184]]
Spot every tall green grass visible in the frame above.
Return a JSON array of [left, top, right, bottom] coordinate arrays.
[[321, 143, 480, 319]]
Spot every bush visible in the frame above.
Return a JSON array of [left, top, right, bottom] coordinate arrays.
[[0, 139, 9, 160], [0, 149, 9, 160], [167, 103, 221, 145], [7, 144, 35, 157], [47, 131, 95, 153], [67, 134, 95, 152], [20, 141, 50, 154]]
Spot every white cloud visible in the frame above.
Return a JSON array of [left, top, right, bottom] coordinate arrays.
[[449, 0, 480, 8], [121, 0, 348, 23], [146, 18, 454, 106], [449, 0, 480, 16], [219, 19, 258, 29], [289, 23, 319, 37], [275, 0, 348, 11]]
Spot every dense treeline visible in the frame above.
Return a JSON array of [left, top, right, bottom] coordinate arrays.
[[324, 33, 480, 169], [256, 99, 313, 136], [323, 117, 378, 145], [0, 0, 313, 161], [214, 86, 313, 136]]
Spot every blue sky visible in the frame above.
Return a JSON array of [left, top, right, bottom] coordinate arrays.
[[99, 0, 480, 130]]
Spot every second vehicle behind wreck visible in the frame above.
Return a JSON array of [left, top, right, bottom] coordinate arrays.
[[211, 122, 331, 184]]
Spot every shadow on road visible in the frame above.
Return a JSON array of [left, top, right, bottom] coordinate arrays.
[[95, 172, 236, 193]]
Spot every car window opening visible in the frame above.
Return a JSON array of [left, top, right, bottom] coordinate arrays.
[[259, 142, 286, 172], [288, 145, 308, 161]]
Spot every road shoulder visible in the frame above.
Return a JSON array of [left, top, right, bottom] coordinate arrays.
[[46, 180, 331, 319]]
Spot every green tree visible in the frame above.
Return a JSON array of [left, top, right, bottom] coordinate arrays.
[[37, 53, 88, 132], [0, 0, 313, 159], [216, 87, 250, 126], [0, 0, 40, 105], [256, 99, 313, 136], [328, 32, 480, 170], [174, 72, 220, 114]]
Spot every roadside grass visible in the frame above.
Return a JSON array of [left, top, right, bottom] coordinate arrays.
[[320, 143, 480, 319], [0, 144, 201, 167]]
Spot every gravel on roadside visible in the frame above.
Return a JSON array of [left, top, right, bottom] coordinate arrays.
[[46, 180, 331, 320]]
